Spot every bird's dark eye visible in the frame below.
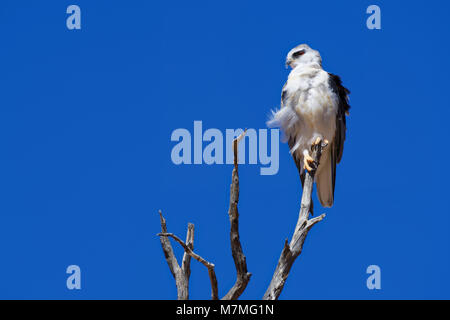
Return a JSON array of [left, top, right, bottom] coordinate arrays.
[[292, 50, 305, 58]]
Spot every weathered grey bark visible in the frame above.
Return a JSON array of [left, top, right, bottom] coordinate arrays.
[[157, 132, 251, 300], [158, 211, 194, 300], [222, 133, 252, 300], [263, 140, 327, 300], [158, 231, 219, 300], [160, 134, 328, 300]]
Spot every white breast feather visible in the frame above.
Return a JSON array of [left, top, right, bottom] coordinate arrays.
[[269, 67, 339, 171]]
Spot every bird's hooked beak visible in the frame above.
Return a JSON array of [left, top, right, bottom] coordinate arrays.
[[285, 59, 291, 69]]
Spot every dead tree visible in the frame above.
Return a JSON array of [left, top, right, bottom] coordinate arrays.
[[158, 135, 326, 300], [263, 140, 327, 300]]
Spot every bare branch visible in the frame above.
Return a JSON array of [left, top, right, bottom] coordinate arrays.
[[223, 131, 252, 300], [158, 232, 219, 300], [158, 211, 192, 300], [263, 140, 327, 300], [157, 130, 250, 300], [158, 211, 180, 278], [181, 223, 194, 277]]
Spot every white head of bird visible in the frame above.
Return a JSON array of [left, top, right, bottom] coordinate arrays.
[[285, 44, 322, 69]]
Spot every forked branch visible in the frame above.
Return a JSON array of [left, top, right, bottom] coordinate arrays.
[[157, 131, 250, 300], [157, 211, 193, 300], [158, 230, 219, 300], [263, 139, 327, 300]]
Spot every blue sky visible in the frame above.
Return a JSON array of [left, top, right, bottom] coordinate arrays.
[[0, 0, 449, 299]]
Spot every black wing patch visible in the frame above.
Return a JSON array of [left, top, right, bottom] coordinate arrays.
[[328, 72, 350, 194]]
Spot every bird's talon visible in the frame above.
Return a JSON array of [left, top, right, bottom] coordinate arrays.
[[312, 137, 322, 146], [303, 154, 316, 171]]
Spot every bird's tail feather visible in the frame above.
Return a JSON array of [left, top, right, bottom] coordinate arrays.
[[316, 151, 334, 208]]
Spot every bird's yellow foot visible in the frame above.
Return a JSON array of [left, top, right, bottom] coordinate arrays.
[[312, 137, 329, 149], [312, 137, 322, 147], [303, 150, 315, 171]]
